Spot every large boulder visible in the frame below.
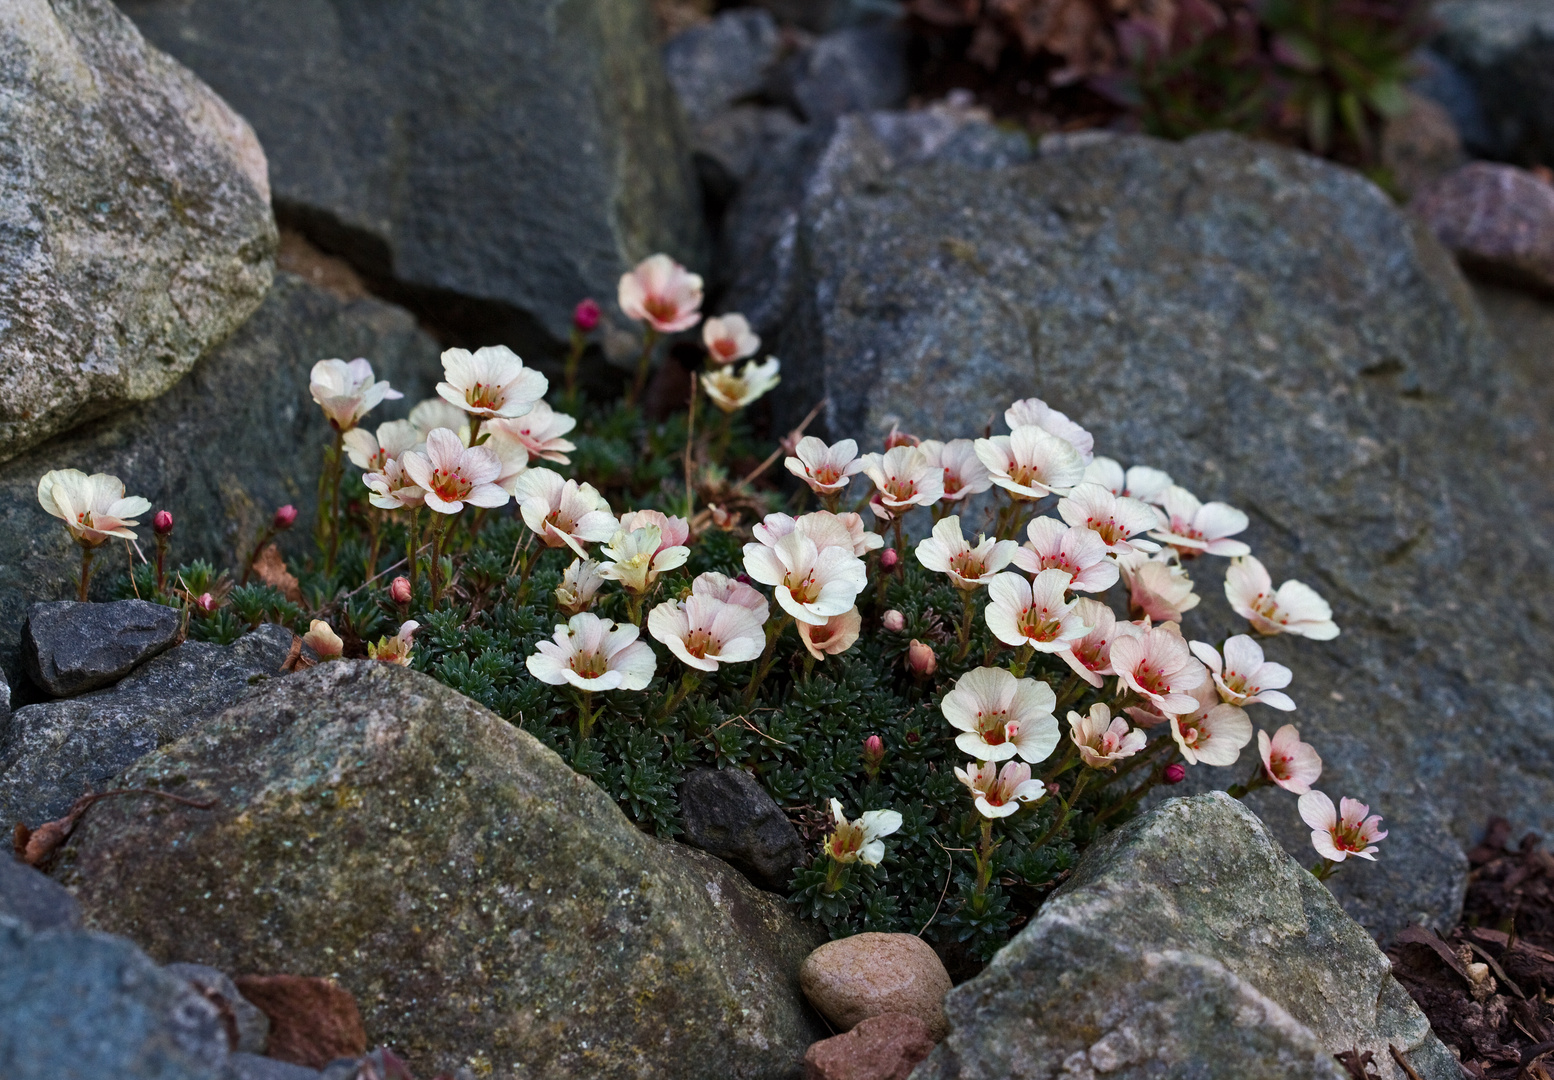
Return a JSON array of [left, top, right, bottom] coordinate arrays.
[[0, 272, 439, 684], [54, 662, 826, 1080], [1432, 0, 1554, 165], [117, 0, 707, 351], [914, 794, 1457, 1080], [764, 121, 1554, 939], [1, 0, 275, 463]]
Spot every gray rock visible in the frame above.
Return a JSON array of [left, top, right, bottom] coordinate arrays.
[[914, 794, 1457, 1080], [119, 0, 706, 349], [0, 623, 294, 827], [765, 127, 1554, 940], [695, 105, 807, 203], [1411, 162, 1554, 295], [664, 10, 784, 126], [164, 964, 270, 1055], [0, 920, 230, 1080], [679, 767, 806, 891], [1409, 48, 1494, 158], [779, 26, 911, 126], [1433, 0, 1554, 165], [0, 853, 82, 932], [24, 600, 181, 697], [748, 0, 904, 33], [0, 272, 439, 685], [1, 0, 275, 463], [224, 1054, 320, 1080], [0, 666, 9, 729], [55, 662, 828, 1080]]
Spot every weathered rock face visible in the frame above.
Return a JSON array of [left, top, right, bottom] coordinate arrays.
[[914, 794, 1457, 1080], [1, 854, 82, 933], [1, 0, 275, 463], [1432, 0, 1554, 165], [0, 273, 439, 684], [118, 0, 706, 349], [765, 124, 1554, 940], [24, 599, 182, 697], [56, 662, 827, 1080]]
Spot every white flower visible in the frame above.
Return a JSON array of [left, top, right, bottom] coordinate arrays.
[[556, 558, 607, 615], [1117, 551, 1200, 623], [941, 666, 1060, 764], [525, 612, 656, 691], [514, 468, 618, 557], [343, 419, 420, 472], [1189, 636, 1295, 710], [408, 398, 471, 443], [619, 254, 704, 334], [619, 508, 691, 551], [1057, 483, 1161, 555], [1149, 485, 1250, 558], [784, 437, 864, 496], [364, 457, 426, 510], [37, 470, 151, 546], [703, 313, 760, 365], [1109, 626, 1207, 716], [985, 569, 1091, 652], [1225, 556, 1339, 640], [797, 607, 862, 660], [824, 799, 902, 866], [836, 512, 884, 556], [436, 345, 547, 421], [1259, 725, 1322, 794], [753, 511, 875, 557], [302, 619, 344, 661], [691, 571, 770, 624], [914, 516, 1018, 590], [742, 522, 867, 626], [1159, 677, 1252, 766], [1084, 457, 1173, 505], [1004, 397, 1094, 464], [1056, 598, 1126, 687], [1068, 703, 1147, 769], [368, 620, 420, 666], [1299, 791, 1386, 862], [954, 760, 1046, 819], [401, 429, 510, 514], [309, 357, 402, 431], [704, 357, 781, 413], [858, 445, 944, 514], [974, 425, 1085, 501], [486, 400, 577, 464], [599, 524, 690, 594], [917, 439, 992, 502], [1010, 517, 1119, 593], [648, 594, 766, 671], [483, 428, 531, 494]]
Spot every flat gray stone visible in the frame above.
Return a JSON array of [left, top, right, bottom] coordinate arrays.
[[664, 10, 784, 126], [1433, 0, 1554, 165], [0, 854, 82, 932], [24, 600, 181, 697], [678, 767, 806, 891], [779, 25, 910, 126]]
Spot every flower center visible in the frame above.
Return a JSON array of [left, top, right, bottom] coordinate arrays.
[[1133, 662, 1170, 695], [827, 822, 864, 860], [684, 629, 717, 658], [1087, 516, 1124, 545], [643, 295, 679, 322], [942, 468, 962, 495], [430, 468, 473, 502], [1331, 824, 1368, 853], [1019, 605, 1060, 642], [948, 551, 987, 581], [975, 711, 1012, 745], [982, 785, 1007, 807], [783, 569, 820, 605], [1268, 752, 1291, 779], [570, 650, 608, 679], [712, 338, 737, 360], [464, 382, 502, 411], [1008, 463, 1042, 489], [883, 477, 917, 503], [814, 464, 842, 485]]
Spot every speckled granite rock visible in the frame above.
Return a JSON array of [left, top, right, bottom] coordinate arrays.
[[55, 662, 826, 1080], [1, 0, 275, 462], [1433, 0, 1554, 164], [24, 600, 181, 697], [0, 854, 82, 932], [913, 794, 1457, 1080]]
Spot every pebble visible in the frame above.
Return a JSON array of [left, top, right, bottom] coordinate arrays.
[[799, 933, 952, 1040], [233, 974, 366, 1069], [803, 1012, 937, 1080], [1412, 162, 1554, 295]]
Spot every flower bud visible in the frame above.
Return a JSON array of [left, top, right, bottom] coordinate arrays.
[[881, 609, 906, 632], [880, 548, 899, 570], [153, 510, 174, 536], [194, 592, 216, 614], [573, 298, 601, 332], [1046, 781, 1062, 798], [884, 424, 919, 449], [1163, 763, 1187, 784], [390, 576, 412, 604], [862, 735, 885, 778], [906, 639, 937, 677], [273, 504, 298, 530]]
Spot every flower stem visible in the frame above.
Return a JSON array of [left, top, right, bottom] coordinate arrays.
[[742, 614, 793, 708], [659, 669, 703, 719], [1008, 642, 1035, 678], [406, 508, 422, 600], [822, 856, 850, 895], [564, 327, 586, 402], [364, 508, 382, 582], [324, 429, 345, 575], [1031, 771, 1091, 850], [1088, 733, 1174, 794], [429, 512, 452, 609], [240, 524, 277, 586], [627, 327, 659, 407], [1226, 760, 1271, 800], [154, 534, 169, 595], [683, 372, 699, 520], [77, 544, 95, 602], [973, 817, 998, 897], [713, 409, 734, 464], [577, 688, 597, 741], [1311, 857, 1339, 882], [953, 588, 977, 662]]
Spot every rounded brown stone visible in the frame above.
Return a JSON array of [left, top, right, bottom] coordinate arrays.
[[799, 932, 951, 1040], [802, 1012, 936, 1080]]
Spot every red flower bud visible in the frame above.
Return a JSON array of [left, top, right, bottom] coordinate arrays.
[[880, 548, 899, 570], [390, 576, 412, 604], [906, 639, 937, 677], [1046, 781, 1061, 798], [864, 735, 884, 762], [1163, 763, 1187, 784], [273, 504, 298, 530], [194, 592, 216, 614], [573, 298, 601, 332], [881, 609, 905, 632], [153, 510, 174, 536]]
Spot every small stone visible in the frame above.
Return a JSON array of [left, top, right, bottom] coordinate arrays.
[[23, 599, 181, 697], [1412, 162, 1554, 294], [232, 975, 366, 1069], [166, 962, 271, 1054], [800, 932, 951, 1040], [803, 1012, 936, 1080], [0, 853, 81, 932], [678, 766, 806, 890], [781, 25, 910, 126], [663, 9, 783, 127], [1381, 90, 1465, 198]]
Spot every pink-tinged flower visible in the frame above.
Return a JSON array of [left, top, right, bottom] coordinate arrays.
[[837, 512, 884, 556], [1163, 676, 1252, 766], [194, 592, 217, 615], [620, 508, 691, 552], [880, 546, 899, 569], [1057, 483, 1161, 555], [1004, 397, 1094, 464], [556, 558, 606, 615], [882, 609, 906, 632], [798, 606, 862, 660], [859, 445, 945, 514], [486, 401, 577, 465], [618, 253, 704, 334], [648, 594, 766, 671], [1149, 485, 1251, 558], [906, 639, 937, 676], [1057, 598, 1124, 687], [824, 799, 902, 866], [1189, 636, 1295, 710], [704, 357, 781, 413], [272, 505, 299, 530], [573, 298, 602, 332], [436, 345, 547, 421], [1117, 551, 1200, 623], [526, 612, 656, 691], [1110, 627, 1207, 715], [1299, 791, 1386, 862], [753, 511, 866, 556], [703, 313, 761, 365], [785, 436, 864, 496], [742, 524, 867, 626], [153, 510, 174, 536], [863, 735, 885, 775], [941, 666, 1059, 764], [369, 620, 420, 666], [1084, 457, 1173, 505], [974, 425, 1085, 500], [985, 569, 1091, 652], [389, 576, 412, 605], [691, 571, 770, 625], [1259, 725, 1322, 794], [483, 428, 531, 494], [599, 522, 690, 594], [914, 516, 1018, 590], [408, 398, 470, 443], [1225, 556, 1339, 640], [1068, 703, 1147, 769], [309, 357, 402, 432], [364, 458, 426, 511], [883, 424, 920, 449], [1011, 517, 1119, 593], [514, 468, 618, 557], [37, 470, 152, 546], [955, 760, 1046, 818], [401, 428, 510, 515], [302, 619, 344, 661], [917, 439, 992, 502], [343, 419, 420, 472]]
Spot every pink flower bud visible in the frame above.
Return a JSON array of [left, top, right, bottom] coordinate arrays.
[[881, 609, 906, 632], [153, 510, 174, 536], [884, 424, 920, 449], [390, 576, 412, 604], [573, 298, 601, 332], [194, 592, 216, 614], [273, 504, 298, 530], [880, 548, 899, 570], [1163, 763, 1187, 784], [864, 735, 885, 763], [906, 639, 937, 677], [1046, 781, 1061, 798]]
